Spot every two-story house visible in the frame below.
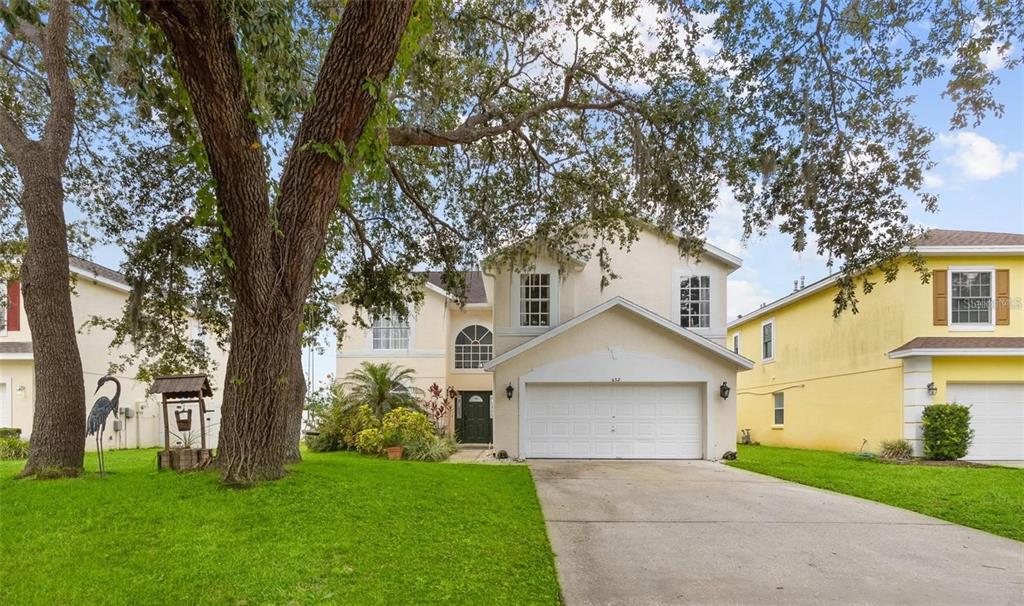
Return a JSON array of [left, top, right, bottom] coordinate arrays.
[[0, 256, 229, 449], [728, 229, 1023, 461], [337, 227, 753, 459]]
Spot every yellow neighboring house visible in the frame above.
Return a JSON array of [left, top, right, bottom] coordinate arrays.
[[728, 229, 1023, 461], [0, 256, 229, 450]]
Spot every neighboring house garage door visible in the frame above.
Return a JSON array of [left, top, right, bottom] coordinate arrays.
[[948, 383, 1024, 461], [522, 383, 702, 459]]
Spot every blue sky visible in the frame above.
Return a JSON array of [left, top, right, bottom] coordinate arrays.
[[715, 61, 1024, 321], [82, 31, 1024, 388]]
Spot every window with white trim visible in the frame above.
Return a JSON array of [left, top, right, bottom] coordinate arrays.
[[950, 270, 994, 326], [679, 275, 711, 328], [773, 392, 784, 425], [761, 319, 775, 361], [732, 334, 740, 354], [454, 325, 493, 369], [371, 314, 410, 350], [519, 273, 551, 327]]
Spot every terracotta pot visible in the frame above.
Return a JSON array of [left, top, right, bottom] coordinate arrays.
[[386, 446, 404, 460]]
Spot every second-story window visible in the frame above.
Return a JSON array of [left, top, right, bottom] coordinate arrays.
[[732, 333, 740, 354], [519, 273, 551, 327], [371, 314, 410, 350], [679, 276, 711, 328], [761, 319, 775, 361], [455, 325, 493, 369], [950, 270, 994, 326]]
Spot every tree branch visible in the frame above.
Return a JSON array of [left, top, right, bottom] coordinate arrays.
[[0, 106, 35, 168], [40, 0, 74, 168]]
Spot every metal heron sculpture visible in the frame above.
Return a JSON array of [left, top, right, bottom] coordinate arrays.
[[87, 376, 120, 476]]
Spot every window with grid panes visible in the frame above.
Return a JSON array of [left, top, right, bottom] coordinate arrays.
[[454, 325, 493, 369], [679, 276, 711, 328], [519, 273, 551, 327]]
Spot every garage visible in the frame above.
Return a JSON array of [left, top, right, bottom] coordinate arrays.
[[522, 383, 703, 459], [948, 383, 1024, 461]]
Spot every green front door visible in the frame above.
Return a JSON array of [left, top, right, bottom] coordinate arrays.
[[458, 392, 492, 443]]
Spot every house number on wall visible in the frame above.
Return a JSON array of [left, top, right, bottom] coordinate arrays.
[[610, 377, 621, 382]]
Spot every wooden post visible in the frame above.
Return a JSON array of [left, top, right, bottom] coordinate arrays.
[[161, 393, 170, 451], [198, 395, 207, 450]]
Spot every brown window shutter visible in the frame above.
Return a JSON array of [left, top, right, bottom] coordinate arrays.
[[995, 269, 1010, 326], [6, 281, 19, 331], [932, 269, 947, 326]]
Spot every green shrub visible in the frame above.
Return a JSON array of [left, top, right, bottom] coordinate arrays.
[[406, 435, 458, 462], [355, 428, 385, 456], [381, 408, 435, 452], [305, 432, 340, 453], [0, 436, 29, 460], [879, 439, 913, 460], [921, 403, 974, 460], [0, 427, 22, 439], [339, 405, 380, 449]]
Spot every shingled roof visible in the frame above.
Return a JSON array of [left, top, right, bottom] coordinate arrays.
[[888, 336, 1024, 357], [69, 255, 128, 285], [915, 229, 1024, 247], [421, 270, 488, 304], [0, 342, 32, 354], [149, 374, 213, 398]]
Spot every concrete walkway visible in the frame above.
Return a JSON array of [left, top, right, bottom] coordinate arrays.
[[529, 460, 1024, 605]]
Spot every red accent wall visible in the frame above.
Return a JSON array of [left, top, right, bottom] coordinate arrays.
[[6, 281, 20, 331]]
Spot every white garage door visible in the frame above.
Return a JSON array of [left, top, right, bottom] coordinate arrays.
[[948, 383, 1024, 461], [523, 383, 702, 459]]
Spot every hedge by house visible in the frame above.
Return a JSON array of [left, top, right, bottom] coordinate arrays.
[[921, 403, 974, 461]]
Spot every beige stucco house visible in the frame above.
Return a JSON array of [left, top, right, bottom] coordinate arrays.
[[0, 257, 228, 450], [336, 227, 753, 459]]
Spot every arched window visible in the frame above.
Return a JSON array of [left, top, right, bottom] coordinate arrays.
[[454, 325, 493, 369]]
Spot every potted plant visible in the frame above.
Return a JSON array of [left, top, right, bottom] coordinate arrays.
[[385, 444, 404, 460]]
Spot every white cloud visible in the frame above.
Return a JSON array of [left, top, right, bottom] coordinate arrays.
[[727, 278, 774, 320], [923, 172, 945, 188], [937, 132, 1023, 181], [707, 184, 746, 256], [980, 43, 1012, 71]]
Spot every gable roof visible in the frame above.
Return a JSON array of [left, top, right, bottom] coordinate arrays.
[[484, 296, 754, 370], [149, 374, 213, 398], [420, 270, 488, 304], [69, 256, 130, 293], [915, 229, 1024, 247], [888, 336, 1024, 358], [728, 228, 1024, 328]]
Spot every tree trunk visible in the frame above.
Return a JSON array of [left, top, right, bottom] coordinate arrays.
[[283, 343, 306, 464], [142, 0, 414, 484], [18, 172, 86, 478]]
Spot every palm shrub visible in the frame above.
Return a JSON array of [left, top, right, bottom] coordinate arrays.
[[340, 362, 424, 417], [921, 403, 974, 461]]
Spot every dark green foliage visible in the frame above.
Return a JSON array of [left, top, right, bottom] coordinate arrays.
[[879, 439, 913, 461], [0, 436, 29, 460], [922, 404, 975, 461], [0, 427, 22, 439]]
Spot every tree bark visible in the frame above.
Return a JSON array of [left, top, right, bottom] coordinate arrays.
[[283, 343, 305, 464], [17, 172, 86, 477], [141, 0, 414, 484], [0, 0, 86, 478]]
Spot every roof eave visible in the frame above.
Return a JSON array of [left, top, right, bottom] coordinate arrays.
[[484, 297, 754, 371], [888, 347, 1024, 359]]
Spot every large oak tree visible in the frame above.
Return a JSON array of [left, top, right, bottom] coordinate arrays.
[[88, 0, 1023, 484]]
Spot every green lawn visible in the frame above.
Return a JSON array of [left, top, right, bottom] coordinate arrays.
[[0, 449, 561, 605], [727, 445, 1024, 541]]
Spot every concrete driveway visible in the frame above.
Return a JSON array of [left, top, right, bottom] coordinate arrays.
[[530, 460, 1024, 605]]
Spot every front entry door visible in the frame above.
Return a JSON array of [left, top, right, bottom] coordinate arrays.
[[458, 392, 492, 444]]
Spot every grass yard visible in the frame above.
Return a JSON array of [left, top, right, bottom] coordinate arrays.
[[727, 445, 1024, 542], [0, 449, 561, 605]]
